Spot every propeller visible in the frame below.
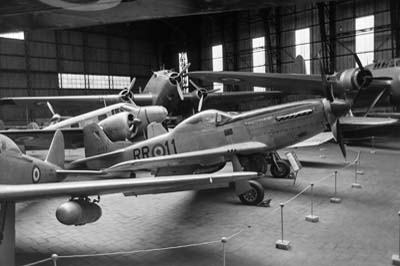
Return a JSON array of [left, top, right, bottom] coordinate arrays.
[[169, 63, 191, 101], [189, 79, 219, 112], [319, 54, 350, 159], [119, 77, 136, 103], [46, 102, 70, 124]]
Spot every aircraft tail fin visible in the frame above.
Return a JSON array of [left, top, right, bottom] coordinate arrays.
[[45, 130, 65, 168], [294, 55, 306, 74], [147, 122, 168, 139], [83, 123, 116, 157]]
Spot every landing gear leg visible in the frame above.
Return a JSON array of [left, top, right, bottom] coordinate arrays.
[[0, 201, 15, 266], [270, 152, 291, 179]]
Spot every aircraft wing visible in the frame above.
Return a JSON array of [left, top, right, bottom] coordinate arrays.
[[0, 0, 313, 33], [188, 71, 323, 95], [0, 94, 154, 117], [340, 116, 399, 131], [0, 172, 257, 202], [102, 141, 268, 173], [182, 90, 283, 112], [288, 132, 334, 148], [0, 128, 83, 150]]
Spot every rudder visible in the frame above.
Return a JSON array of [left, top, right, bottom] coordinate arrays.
[[83, 123, 115, 157], [45, 130, 65, 168]]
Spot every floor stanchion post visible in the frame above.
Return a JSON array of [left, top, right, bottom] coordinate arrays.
[[306, 184, 319, 222], [276, 203, 290, 250]]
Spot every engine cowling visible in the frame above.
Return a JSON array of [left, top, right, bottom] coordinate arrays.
[[56, 199, 102, 226], [98, 111, 139, 141], [329, 68, 373, 93]]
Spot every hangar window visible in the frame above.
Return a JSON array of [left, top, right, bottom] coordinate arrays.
[[112, 76, 131, 90], [212, 44, 224, 92], [252, 37, 266, 92], [355, 15, 374, 66], [0, 31, 24, 40], [178, 52, 189, 93], [58, 73, 130, 89], [295, 28, 311, 74]]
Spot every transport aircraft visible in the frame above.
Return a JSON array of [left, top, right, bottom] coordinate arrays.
[[188, 55, 400, 116], [0, 66, 284, 126], [0, 130, 258, 265]]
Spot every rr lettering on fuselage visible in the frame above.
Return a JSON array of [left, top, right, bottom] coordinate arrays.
[[132, 139, 177, 159]]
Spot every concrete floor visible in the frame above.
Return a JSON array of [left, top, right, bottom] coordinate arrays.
[[16, 143, 400, 266]]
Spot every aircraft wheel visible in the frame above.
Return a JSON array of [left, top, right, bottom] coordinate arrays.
[[270, 160, 291, 178], [239, 180, 264, 205]]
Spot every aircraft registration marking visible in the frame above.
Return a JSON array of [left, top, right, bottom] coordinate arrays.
[[132, 139, 177, 159]]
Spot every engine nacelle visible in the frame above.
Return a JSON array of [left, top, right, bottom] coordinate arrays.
[[56, 200, 102, 226], [98, 111, 139, 141], [329, 68, 373, 93]]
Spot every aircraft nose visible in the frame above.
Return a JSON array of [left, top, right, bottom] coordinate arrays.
[[330, 99, 350, 118]]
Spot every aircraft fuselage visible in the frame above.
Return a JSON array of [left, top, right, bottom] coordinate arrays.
[[85, 99, 329, 172]]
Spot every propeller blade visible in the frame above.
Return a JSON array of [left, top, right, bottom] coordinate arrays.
[[318, 53, 333, 101], [198, 95, 204, 112], [336, 120, 346, 159], [372, 76, 393, 81], [46, 101, 55, 115], [353, 53, 364, 70], [128, 77, 136, 92], [176, 81, 184, 101], [331, 120, 346, 159], [189, 79, 201, 91]]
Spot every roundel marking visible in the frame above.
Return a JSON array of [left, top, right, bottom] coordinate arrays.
[[32, 166, 41, 183], [38, 0, 122, 11], [152, 144, 165, 157]]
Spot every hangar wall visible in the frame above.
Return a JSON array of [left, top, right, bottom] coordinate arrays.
[[0, 30, 160, 98], [198, 0, 395, 92], [0, 0, 397, 97]]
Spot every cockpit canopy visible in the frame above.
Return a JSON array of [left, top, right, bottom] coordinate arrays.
[[0, 134, 21, 154], [174, 110, 233, 131]]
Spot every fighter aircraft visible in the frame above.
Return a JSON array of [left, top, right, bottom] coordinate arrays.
[[0, 130, 259, 224], [68, 84, 350, 207], [0, 130, 259, 265], [0, 0, 333, 33]]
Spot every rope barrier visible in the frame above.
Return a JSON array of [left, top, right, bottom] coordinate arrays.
[[21, 228, 248, 266], [22, 148, 364, 265]]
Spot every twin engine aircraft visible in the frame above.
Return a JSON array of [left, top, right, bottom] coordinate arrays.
[[0, 102, 167, 150]]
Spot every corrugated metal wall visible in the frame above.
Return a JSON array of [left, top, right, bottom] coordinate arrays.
[[198, 0, 394, 88], [0, 29, 160, 98]]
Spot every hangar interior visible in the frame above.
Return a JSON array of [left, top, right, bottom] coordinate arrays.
[[1, 1, 400, 266], [1, 0, 399, 125]]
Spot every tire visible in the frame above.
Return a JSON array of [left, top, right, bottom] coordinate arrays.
[[239, 180, 265, 205], [270, 160, 291, 178]]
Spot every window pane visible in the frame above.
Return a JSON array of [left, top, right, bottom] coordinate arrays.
[[212, 44, 223, 92], [0, 32, 24, 40], [295, 28, 311, 74], [252, 37, 266, 91], [112, 76, 131, 90], [355, 15, 374, 66]]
